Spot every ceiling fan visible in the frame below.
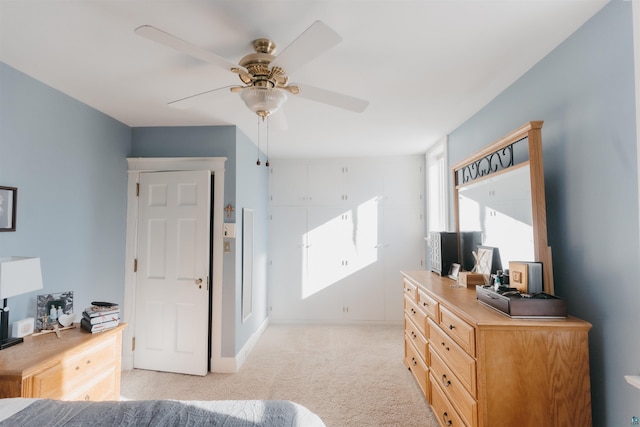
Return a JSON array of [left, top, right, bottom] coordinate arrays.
[[134, 21, 369, 121]]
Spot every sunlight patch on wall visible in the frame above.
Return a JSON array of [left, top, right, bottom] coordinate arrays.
[[302, 198, 379, 298]]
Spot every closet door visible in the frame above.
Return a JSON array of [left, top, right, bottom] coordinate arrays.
[[304, 206, 349, 321], [270, 161, 308, 206], [268, 206, 307, 320]]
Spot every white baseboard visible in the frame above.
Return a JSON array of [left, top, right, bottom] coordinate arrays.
[[268, 319, 403, 326], [123, 317, 270, 374], [210, 317, 270, 373]]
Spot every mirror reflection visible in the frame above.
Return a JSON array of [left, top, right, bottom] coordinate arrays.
[[458, 164, 534, 271]]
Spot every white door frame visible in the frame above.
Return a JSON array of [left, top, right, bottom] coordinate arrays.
[[122, 157, 226, 373]]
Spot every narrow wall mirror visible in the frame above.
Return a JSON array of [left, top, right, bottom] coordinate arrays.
[[242, 208, 254, 322], [452, 121, 554, 294]]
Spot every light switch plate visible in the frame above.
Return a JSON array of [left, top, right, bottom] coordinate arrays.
[[223, 223, 236, 238]]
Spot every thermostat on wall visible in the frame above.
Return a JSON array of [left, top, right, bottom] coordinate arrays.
[[223, 223, 236, 238], [11, 318, 34, 338]]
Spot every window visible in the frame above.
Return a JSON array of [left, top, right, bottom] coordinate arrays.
[[426, 137, 449, 232]]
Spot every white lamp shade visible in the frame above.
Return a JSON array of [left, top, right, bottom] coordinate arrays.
[[0, 257, 43, 300]]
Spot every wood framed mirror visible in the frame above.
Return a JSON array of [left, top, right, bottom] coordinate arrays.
[[452, 121, 554, 294]]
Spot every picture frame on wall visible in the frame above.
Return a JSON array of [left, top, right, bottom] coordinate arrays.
[[0, 186, 17, 232]]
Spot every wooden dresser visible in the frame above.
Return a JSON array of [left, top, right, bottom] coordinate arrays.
[[402, 271, 592, 427], [0, 323, 125, 400]]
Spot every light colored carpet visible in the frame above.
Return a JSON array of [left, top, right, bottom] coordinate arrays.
[[120, 324, 439, 427]]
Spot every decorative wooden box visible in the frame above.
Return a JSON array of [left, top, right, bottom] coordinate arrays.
[[476, 286, 567, 318], [457, 272, 485, 288]]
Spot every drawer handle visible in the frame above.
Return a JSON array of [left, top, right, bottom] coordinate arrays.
[[422, 302, 428, 307], [75, 366, 80, 371], [86, 360, 91, 364], [411, 331, 417, 339], [442, 412, 453, 426], [411, 357, 418, 367], [441, 342, 450, 351], [411, 309, 416, 315], [442, 374, 451, 388], [448, 324, 455, 330]]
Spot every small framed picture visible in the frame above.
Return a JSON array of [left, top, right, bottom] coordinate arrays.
[[36, 291, 74, 331], [448, 263, 461, 281], [0, 186, 17, 232]]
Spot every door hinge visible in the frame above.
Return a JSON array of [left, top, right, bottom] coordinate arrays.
[[136, 182, 140, 197], [133, 258, 138, 272], [132, 337, 136, 351]]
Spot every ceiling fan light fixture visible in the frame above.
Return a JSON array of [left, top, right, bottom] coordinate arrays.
[[240, 86, 287, 118]]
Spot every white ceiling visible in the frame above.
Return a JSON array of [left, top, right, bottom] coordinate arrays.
[[0, 0, 609, 158]]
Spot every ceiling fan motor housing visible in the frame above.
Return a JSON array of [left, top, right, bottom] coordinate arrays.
[[238, 39, 289, 89]]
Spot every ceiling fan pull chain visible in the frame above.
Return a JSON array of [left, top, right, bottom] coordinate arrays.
[[256, 114, 262, 166], [265, 116, 270, 167]]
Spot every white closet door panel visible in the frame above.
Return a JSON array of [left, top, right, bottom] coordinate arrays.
[[343, 158, 384, 206], [381, 206, 424, 321], [269, 207, 307, 320], [307, 161, 344, 206], [270, 161, 308, 206], [304, 206, 348, 320], [382, 157, 424, 207], [341, 263, 385, 321]]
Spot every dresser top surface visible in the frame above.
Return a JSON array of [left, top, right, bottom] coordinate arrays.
[[402, 271, 591, 330]]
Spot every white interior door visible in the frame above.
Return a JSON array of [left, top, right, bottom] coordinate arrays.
[[134, 170, 210, 376]]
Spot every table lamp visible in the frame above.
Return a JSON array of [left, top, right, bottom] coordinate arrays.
[[0, 257, 43, 350]]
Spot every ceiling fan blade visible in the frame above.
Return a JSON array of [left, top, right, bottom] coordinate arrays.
[[135, 25, 243, 72], [168, 86, 235, 110], [270, 21, 342, 75], [294, 84, 369, 113]]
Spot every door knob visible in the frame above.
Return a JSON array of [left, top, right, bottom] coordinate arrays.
[[195, 278, 203, 289]]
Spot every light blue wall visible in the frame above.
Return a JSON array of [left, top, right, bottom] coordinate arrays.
[[447, 2, 638, 425], [234, 128, 269, 353], [1, 60, 271, 362], [0, 62, 131, 322], [130, 126, 270, 357]]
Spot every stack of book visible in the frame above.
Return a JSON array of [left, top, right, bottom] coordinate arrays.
[[81, 303, 120, 333]]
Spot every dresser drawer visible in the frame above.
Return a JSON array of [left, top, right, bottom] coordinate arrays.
[[404, 296, 426, 336], [439, 305, 475, 356], [405, 315, 428, 362], [430, 347, 477, 427], [428, 318, 477, 397], [431, 373, 469, 427], [64, 365, 117, 401], [405, 336, 429, 400], [403, 279, 418, 302], [31, 334, 117, 399], [417, 289, 439, 321]]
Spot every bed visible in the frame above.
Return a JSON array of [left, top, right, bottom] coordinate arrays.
[[0, 398, 326, 426]]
